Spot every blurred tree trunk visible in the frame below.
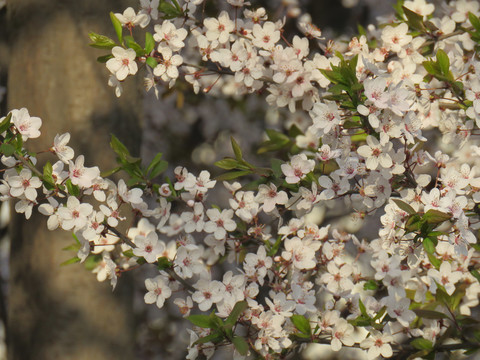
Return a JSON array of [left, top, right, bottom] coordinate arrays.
[[6, 1, 141, 359]]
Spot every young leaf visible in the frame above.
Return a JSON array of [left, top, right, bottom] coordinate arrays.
[[88, 32, 116, 49], [97, 54, 113, 63], [60, 256, 81, 266], [110, 11, 123, 44], [436, 49, 450, 76], [231, 137, 243, 161], [215, 170, 251, 181], [146, 57, 158, 69], [402, 6, 426, 32], [410, 338, 433, 350], [187, 314, 216, 328], [469, 12, 480, 32], [0, 112, 12, 134], [225, 301, 248, 326], [145, 32, 155, 54], [290, 314, 311, 335], [124, 35, 145, 56], [232, 336, 248, 356], [392, 199, 416, 215], [66, 179, 80, 197], [363, 280, 378, 291], [215, 158, 241, 170], [0, 143, 15, 157], [422, 237, 436, 254], [413, 309, 448, 320], [423, 209, 451, 225]]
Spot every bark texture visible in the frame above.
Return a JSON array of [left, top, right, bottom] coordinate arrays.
[[6, 1, 141, 359]]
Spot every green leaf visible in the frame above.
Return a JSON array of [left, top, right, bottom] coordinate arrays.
[[145, 32, 155, 54], [215, 170, 251, 181], [60, 256, 81, 266], [96, 54, 113, 63], [363, 280, 378, 291], [471, 269, 480, 283], [159, 0, 182, 19], [469, 12, 480, 32], [291, 315, 311, 335], [110, 11, 123, 44], [232, 336, 248, 356], [42, 161, 55, 190], [193, 330, 224, 345], [88, 32, 116, 49], [146, 57, 158, 69], [65, 179, 80, 196], [231, 137, 243, 161], [427, 252, 441, 269], [423, 60, 440, 77], [84, 254, 102, 271], [271, 159, 283, 178], [225, 301, 248, 326], [187, 314, 216, 328], [407, 350, 432, 360], [436, 49, 450, 76], [423, 237, 437, 254], [423, 209, 451, 225], [122, 249, 135, 258], [0, 112, 12, 133], [110, 134, 130, 160], [402, 6, 426, 32], [147, 153, 168, 179], [156, 256, 172, 271], [101, 166, 122, 177], [392, 199, 416, 215], [411, 338, 433, 350], [215, 158, 241, 170], [358, 298, 368, 317], [413, 309, 448, 320], [0, 143, 15, 157], [124, 35, 145, 56], [267, 236, 282, 257]]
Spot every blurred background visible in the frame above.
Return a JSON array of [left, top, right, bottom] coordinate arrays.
[[0, 0, 395, 359]]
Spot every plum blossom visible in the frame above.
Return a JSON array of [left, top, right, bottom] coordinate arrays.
[[144, 275, 172, 309], [106, 47, 138, 81]]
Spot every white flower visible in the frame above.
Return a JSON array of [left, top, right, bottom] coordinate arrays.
[[57, 196, 93, 231], [68, 155, 100, 188], [52, 133, 74, 163], [153, 47, 183, 81], [115, 7, 148, 29], [360, 330, 394, 358], [108, 75, 123, 98], [255, 183, 289, 213], [281, 154, 315, 184], [381, 23, 412, 53], [204, 208, 236, 240], [428, 261, 462, 295], [144, 275, 172, 309], [310, 101, 342, 134], [133, 232, 164, 263], [11, 108, 42, 140], [153, 20, 187, 51], [192, 279, 224, 311], [330, 318, 355, 351], [106, 47, 138, 81], [204, 11, 235, 44], [8, 169, 42, 201], [357, 135, 393, 170], [252, 21, 281, 49]]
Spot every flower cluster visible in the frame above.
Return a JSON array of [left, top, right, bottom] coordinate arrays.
[[5, 0, 480, 359]]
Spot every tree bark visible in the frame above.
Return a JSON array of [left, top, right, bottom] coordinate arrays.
[[6, 1, 141, 359]]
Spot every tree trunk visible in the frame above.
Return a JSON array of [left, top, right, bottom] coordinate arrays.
[[6, 1, 141, 359]]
